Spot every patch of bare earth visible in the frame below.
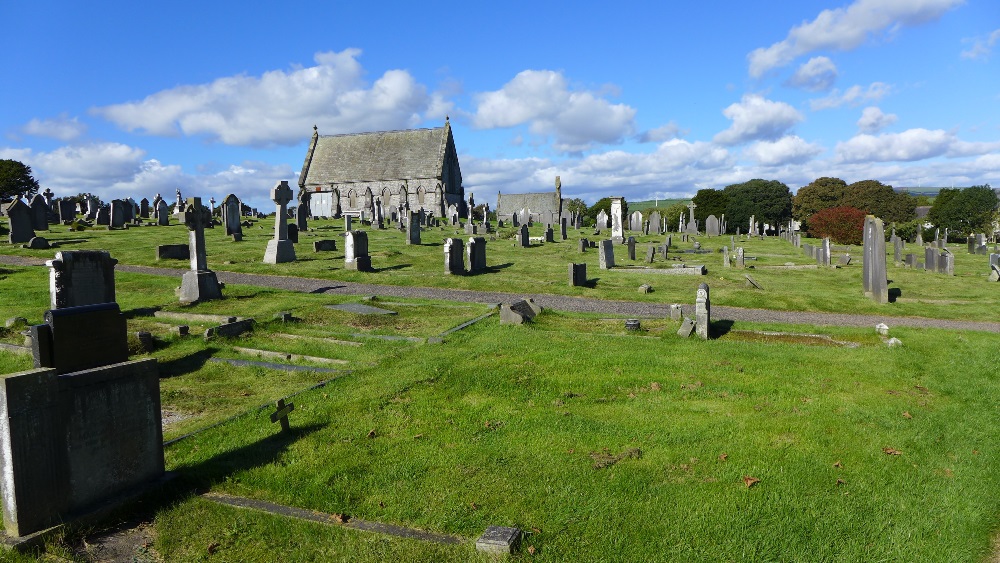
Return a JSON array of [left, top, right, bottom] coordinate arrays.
[[72, 520, 160, 562]]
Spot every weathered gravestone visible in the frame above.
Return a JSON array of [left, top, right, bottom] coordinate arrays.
[[544, 226, 555, 243], [560, 218, 568, 240], [109, 199, 126, 229], [723, 246, 731, 268], [649, 211, 662, 235], [29, 195, 48, 231], [222, 194, 243, 237], [444, 238, 465, 275], [695, 283, 711, 340], [610, 197, 625, 243], [862, 216, 889, 304], [705, 215, 720, 237], [598, 239, 615, 269], [46, 250, 117, 309], [500, 299, 541, 325], [578, 239, 589, 252], [626, 236, 636, 260], [296, 191, 310, 233], [5, 199, 34, 244], [407, 211, 421, 245], [263, 181, 297, 264], [569, 263, 587, 287], [595, 210, 609, 230], [518, 224, 529, 248], [1, 302, 163, 538], [156, 200, 170, 226], [139, 198, 150, 218], [629, 210, 643, 232], [344, 231, 373, 271], [467, 237, 487, 273], [179, 197, 223, 304]]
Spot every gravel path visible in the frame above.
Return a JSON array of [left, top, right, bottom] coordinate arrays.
[[4, 255, 999, 333]]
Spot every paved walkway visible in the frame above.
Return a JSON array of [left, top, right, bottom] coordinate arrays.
[[4, 255, 999, 333]]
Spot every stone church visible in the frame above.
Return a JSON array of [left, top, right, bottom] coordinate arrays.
[[297, 119, 465, 220]]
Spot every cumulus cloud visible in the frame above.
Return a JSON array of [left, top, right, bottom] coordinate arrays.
[[713, 94, 804, 146], [748, 0, 963, 77], [636, 122, 685, 143], [92, 49, 439, 147], [786, 57, 839, 92], [21, 114, 88, 141], [961, 28, 1000, 60], [857, 106, 898, 133], [835, 128, 954, 162], [810, 82, 892, 110], [744, 136, 824, 166], [471, 70, 637, 153]]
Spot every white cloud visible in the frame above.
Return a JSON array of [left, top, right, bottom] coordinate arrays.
[[92, 49, 439, 147], [471, 70, 636, 153], [857, 106, 898, 133], [637, 122, 685, 143], [744, 136, 824, 166], [21, 114, 87, 141], [786, 57, 839, 92], [748, 0, 963, 77], [810, 82, 892, 110], [836, 128, 954, 162], [961, 28, 1000, 60], [713, 94, 804, 145]]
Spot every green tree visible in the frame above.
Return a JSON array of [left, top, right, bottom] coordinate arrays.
[[724, 179, 792, 233], [842, 180, 915, 223], [0, 159, 40, 202], [586, 197, 627, 227], [691, 189, 729, 224], [928, 185, 997, 234], [792, 177, 847, 220], [662, 202, 689, 232], [564, 198, 587, 216]]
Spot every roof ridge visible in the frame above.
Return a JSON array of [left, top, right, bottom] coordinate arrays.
[[319, 126, 443, 139]]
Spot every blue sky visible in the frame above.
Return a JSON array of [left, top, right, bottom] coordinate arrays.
[[2, 0, 998, 210]]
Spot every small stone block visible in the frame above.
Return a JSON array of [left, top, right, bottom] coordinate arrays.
[[625, 319, 641, 331], [677, 318, 696, 337], [475, 526, 521, 554], [669, 304, 683, 321], [274, 312, 294, 322], [176, 325, 189, 336], [638, 284, 652, 294]]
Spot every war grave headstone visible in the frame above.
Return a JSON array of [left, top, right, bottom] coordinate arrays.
[[444, 238, 465, 275], [467, 237, 487, 273], [1, 272, 163, 540], [407, 211, 421, 245], [29, 195, 48, 231], [862, 216, 889, 304], [45, 250, 117, 310], [179, 197, 223, 304], [695, 283, 711, 340], [705, 215, 720, 237], [598, 239, 615, 269], [222, 194, 243, 238], [610, 197, 625, 243], [5, 199, 35, 244], [263, 181, 296, 264], [344, 230, 373, 272]]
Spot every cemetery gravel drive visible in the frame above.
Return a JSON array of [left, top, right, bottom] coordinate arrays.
[[2, 255, 996, 333]]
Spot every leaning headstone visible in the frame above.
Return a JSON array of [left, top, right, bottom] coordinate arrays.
[[46, 250, 118, 309], [344, 230, 373, 271], [499, 300, 541, 325], [677, 317, 696, 338], [989, 264, 1000, 282], [443, 238, 465, 274], [263, 181, 297, 264], [695, 283, 710, 339], [598, 239, 615, 269], [862, 216, 889, 304], [467, 237, 487, 273], [179, 197, 223, 304], [5, 199, 34, 244], [569, 263, 587, 286]]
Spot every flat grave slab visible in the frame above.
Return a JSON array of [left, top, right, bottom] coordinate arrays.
[[208, 358, 345, 374], [326, 303, 398, 315]]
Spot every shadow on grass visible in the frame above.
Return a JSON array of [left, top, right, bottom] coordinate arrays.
[[123, 306, 162, 319], [308, 286, 346, 294], [585, 278, 600, 288], [711, 319, 735, 338], [374, 264, 412, 273], [159, 348, 219, 378], [485, 262, 513, 273], [177, 423, 325, 485]]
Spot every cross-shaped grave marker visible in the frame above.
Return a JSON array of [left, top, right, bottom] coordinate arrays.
[[270, 398, 295, 432]]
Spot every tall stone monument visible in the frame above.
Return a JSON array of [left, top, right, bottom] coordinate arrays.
[[179, 197, 223, 304], [862, 216, 888, 304], [610, 197, 625, 243], [695, 283, 711, 340], [263, 181, 297, 264]]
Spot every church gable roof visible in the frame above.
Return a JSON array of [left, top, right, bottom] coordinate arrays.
[[300, 126, 448, 187]]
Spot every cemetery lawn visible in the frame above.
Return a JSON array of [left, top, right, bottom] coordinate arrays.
[[2, 217, 1000, 323], [159, 311, 1000, 561]]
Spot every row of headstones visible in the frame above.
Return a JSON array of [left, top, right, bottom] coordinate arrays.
[[515, 221, 570, 247], [900, 248, 955, 275], [967, 233, 993, 255], [801, 238, 834, 267], [722, 246, 746, 268]]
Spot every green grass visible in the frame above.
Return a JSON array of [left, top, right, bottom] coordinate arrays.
[[1, 220, 999, 561]]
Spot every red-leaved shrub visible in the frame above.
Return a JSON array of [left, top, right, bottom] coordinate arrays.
[[808, 206, 866, 245]]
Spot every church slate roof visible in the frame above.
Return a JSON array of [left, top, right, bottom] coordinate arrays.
[[299, 126, 449, 187]]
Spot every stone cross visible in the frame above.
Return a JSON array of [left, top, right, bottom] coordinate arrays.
[[183, 197, 211, 271], [271, 182, 293, 239], [270, 398, 294, 432], [687, 201, 697, 224]]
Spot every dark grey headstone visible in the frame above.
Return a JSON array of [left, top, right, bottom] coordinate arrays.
[[156, 244, 190, 260], [46, 250, 118, 309], [313, 240, 337, 252]]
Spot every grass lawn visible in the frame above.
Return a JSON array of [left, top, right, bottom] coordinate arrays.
[[0, 218, 998, 561]]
